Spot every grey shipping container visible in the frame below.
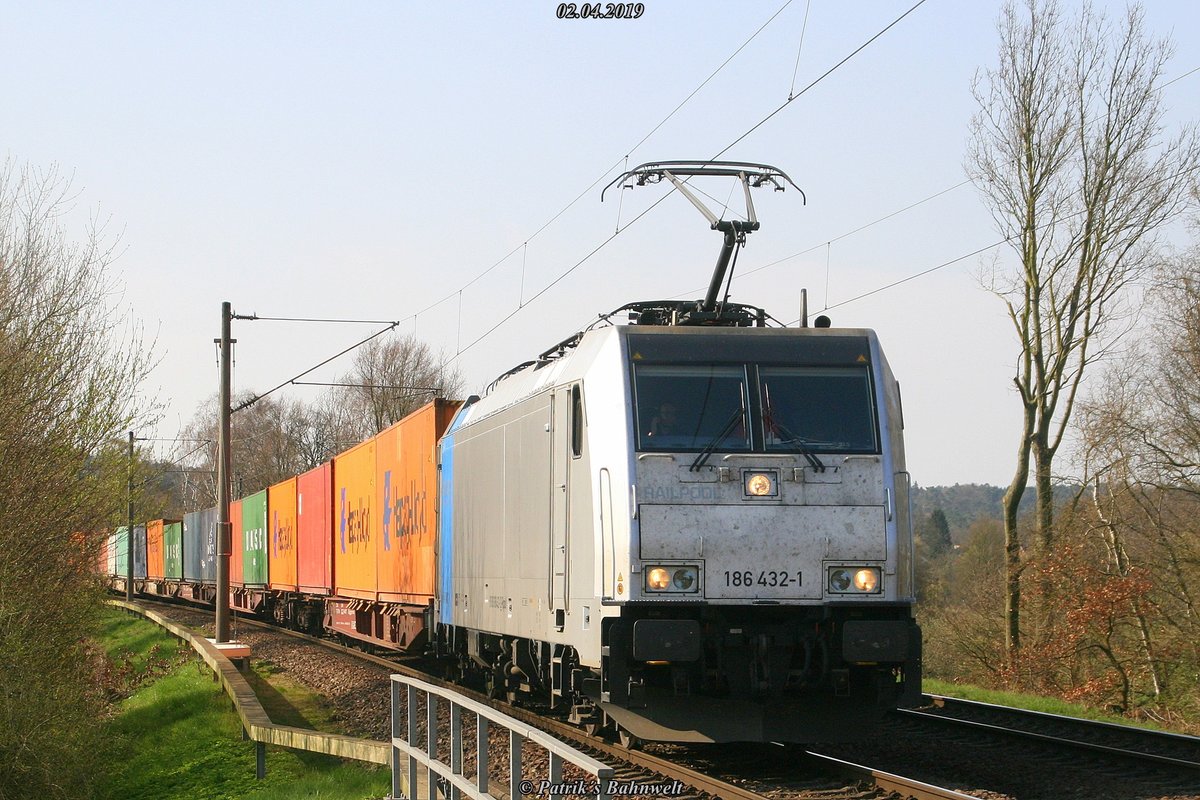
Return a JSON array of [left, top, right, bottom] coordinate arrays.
[[134, 524, 147, 579], [115, 525, 147, 579], [183, 506, 218, 584]]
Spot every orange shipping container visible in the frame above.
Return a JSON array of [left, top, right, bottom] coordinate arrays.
[[332, 438, 377, 601], [96, 532, 109, 576], [268, 477, 298, 591], [230, 498, 244, 586], [375, 400, 459, 606], [146, 519, 165, 580]]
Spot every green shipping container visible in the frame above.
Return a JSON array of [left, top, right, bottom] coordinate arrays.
[[164, 521, 183, 580], [114, 527, 128, 578], [241, 490, 269, 586]]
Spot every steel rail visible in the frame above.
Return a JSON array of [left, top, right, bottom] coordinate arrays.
[[928, 693, 1200, 748], [900, 694, 1200, 772], [801, 751, 986, 800]]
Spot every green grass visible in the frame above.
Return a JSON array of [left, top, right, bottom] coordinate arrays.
[[924, 677, 1169, 731], [246, 659, 345, 733], [96, 608, 390, 800], [97, 608, 189, 679]]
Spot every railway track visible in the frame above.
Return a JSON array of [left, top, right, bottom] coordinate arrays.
[[905, 693, 1200, 772], [796, 692, 1200, 799], [129, 598, 983, 799]]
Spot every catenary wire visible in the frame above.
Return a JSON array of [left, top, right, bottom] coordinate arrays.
[[1163, 64, 1199, 88], [668, 179, 973, 300], [787, 0, 814, 100], [712, 0, 928, 161], [789, 159, 1200, 322], [233, 315, 401, 325], [407, 0, 798, 325], [233, 322, 399, 412], [449, 1, 929, 360]]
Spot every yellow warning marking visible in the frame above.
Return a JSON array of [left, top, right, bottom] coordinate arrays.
[[856, 354, 867, 362]]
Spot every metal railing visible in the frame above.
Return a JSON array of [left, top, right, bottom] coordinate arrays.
[[390, 674, 614, 800]]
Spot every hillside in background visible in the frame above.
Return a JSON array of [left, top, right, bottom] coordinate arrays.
[[912, 484, 1006, 533], [911, 483, 1080, 541]]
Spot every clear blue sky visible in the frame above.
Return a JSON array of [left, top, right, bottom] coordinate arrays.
[[4, 1, 1198, 486]]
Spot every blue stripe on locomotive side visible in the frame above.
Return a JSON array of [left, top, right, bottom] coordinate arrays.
[[437, 406, 470, 626]]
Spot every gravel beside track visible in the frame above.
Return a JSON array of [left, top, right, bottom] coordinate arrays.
[[138, 602, 1199, 799]]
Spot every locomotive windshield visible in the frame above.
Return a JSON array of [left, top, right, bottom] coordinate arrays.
[[633, 361, 878, 454], [634, 365, 752, 452], [759, 366, 877, 453]]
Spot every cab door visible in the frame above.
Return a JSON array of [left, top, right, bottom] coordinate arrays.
[[550, 385, 573, 628]]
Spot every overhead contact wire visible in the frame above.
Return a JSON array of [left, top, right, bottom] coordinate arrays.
[[412, 0, 797, 326], [233, 321, 399, 412], [454, 2, 926, 356], [712, 0, 928, 161], [669, 179, 972, 300], [787, 0, 813, 99], [450, 191, 679, 361], [802, 159, 1200, 320]]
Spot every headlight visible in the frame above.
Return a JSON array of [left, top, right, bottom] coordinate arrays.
[[829, 568, 852, 592], [828, 566, 881, 594], [644, 565, 700, 593], [744, 471, 778, 497], [854, 568, 878, 592], [671, 567, 697, 590], [646, 567, 671, 591]]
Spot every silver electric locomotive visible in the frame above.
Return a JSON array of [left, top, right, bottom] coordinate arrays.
[[434, 162, 921, 744]]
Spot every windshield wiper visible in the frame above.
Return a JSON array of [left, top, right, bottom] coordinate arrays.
[[766, 417, 826, 472], [690, 408, 745, 472], [762, 383, 825, 472]]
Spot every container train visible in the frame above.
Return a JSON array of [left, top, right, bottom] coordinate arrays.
[[102, 162, 921, 744]]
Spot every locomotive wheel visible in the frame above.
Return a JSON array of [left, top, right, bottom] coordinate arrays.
[[485, 666, 505, 700], [617, 727, 642, 750]]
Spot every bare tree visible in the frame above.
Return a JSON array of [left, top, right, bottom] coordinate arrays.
[[180, 393, 320, 507], [333, 334, 463, 440], [967, 0, 1199, 656], [178, 334, 463, 506], [1072, 231, 1200, 708], [0, 160, 156, 798]]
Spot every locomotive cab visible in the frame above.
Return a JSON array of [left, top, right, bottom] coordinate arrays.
[[593, 324, 922, 743]]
